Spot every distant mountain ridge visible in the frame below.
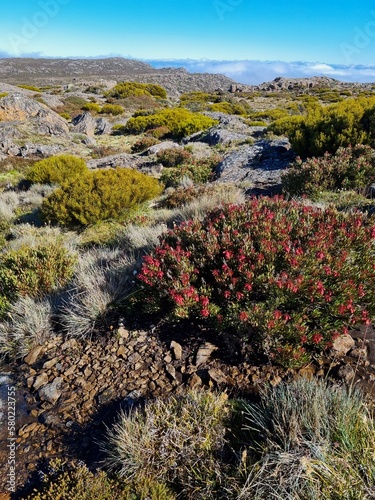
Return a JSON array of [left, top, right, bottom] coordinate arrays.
[[0, 57, 236, 97]]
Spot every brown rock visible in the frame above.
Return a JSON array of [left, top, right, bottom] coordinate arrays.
[[117, 345, 127, 358], [33, 372, 49, 391], [38, 377, 63, 404], [43, 357, 59, 370], [24, 345, 44, 365], [208, 368, 227, 385], [170, 341, 183, 360], [188, 372, 203, 389], [331, 335, 355, 357], [165, 364, 176, 380], [195, 342, 218, 366], [64, 365, 76, 377], [338, 364, 355, 383], [298, 365, 316, 380]]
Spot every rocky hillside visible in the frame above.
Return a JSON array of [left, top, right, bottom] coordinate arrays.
[[0, 58, 235, 97]]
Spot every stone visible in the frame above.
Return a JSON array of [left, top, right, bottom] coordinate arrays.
[[170, 341, 182, 360], [165, 364, 176, 380], [195, 342, 218, 366], [43, 357, 59, 370], [331, 335, 355, 357], [146, 141, 182, 155], [298, 365, 316, 380], [64, 365, 76, 377], [38, 377, 63, 404], [72, 111, 96, 137], [208, 368, 227, 385], [24, 345, 44, 365], [117, 345, 127, 358], [338, 364, 355, 383], [350, 347, 367, 360], [118, 327, 129, 339], [188, 372, 203, 389], [95, 117, 112, 135], [33, 372, 49, 391]]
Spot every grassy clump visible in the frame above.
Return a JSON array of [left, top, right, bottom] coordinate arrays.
[[131, 136, 159, 153], [103, 390, 232, 499], [100, 104, 124, 116], [81, 102, 102, 113], [41, 168, 162, 227], [138, 197, 375, 367], [239, 378, 375, 499], [26, 155, 88, 185]]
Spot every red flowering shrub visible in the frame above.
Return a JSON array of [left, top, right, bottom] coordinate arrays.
[[283, 144, 375, 197], [138, 197, 375, 367]]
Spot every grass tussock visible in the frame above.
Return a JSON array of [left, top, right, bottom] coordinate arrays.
[[0, 296, 52, 360], [103, 390, 233, 499], [238, 378, 375, 499]]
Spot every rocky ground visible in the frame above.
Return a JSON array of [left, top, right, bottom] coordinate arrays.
[[0, 319, 374, 498]]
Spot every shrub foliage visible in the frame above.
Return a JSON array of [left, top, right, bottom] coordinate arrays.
[[125, 108, 218, 139], [138, 197, 375, 366], [106, 82, 167, 100], [41, 168, 162, 227], [283, 144, 375, 197], [27, 155, 88, 185], [270, 96, 375, 157]]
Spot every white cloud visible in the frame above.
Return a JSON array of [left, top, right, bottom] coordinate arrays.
[[147, 58, 375, 85]]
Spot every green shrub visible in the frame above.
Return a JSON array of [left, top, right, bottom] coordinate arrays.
[[104, 391, 232, 499], [41, 168, 162, 227], [283, 144, 375, 197], [0, 92, 9, 99], [18, 84, 42, 92], [156, 148, 193, 167], [160, 156, 219, 187], [81, 102, 101, 113], [270, 96, 375, 157], [0, 242, 76, 317], [111, 124, 127, 135], [26, 155, 88, 185], [101, 104, 124, 115], [131, 136, 159, 153], [125, 108, 218, 139], [240, 378, 375, 499], [159, 184, 219, 209], [138, 197, 375, 367], [146, 125, 171, 139], [26, 459, 175, 500], [106, 82, 167, 100], [59, 112, 71, 120]]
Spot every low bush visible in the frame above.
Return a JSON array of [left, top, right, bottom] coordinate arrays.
[[156, 148, 193, 167], [138, 197, 375, 366], [159, 184, 220, 209], [26, 459, 175, 500], [160, 154, 221, 187], [41, 168, 162, 227], [81, 102, 101, 113], [282, 144, 375, 197], [101, 104, 124, 115], [26, 155, 88, 185], [18, 84, 42, 92], [131, 136, 159, 153], [106, 82, 167, 100], [0, 92, 9, 99], [270, 96, 375, 157], [103, 391, 232, 499], [125, 108, 218, 139], [0, 242, 76, 317]]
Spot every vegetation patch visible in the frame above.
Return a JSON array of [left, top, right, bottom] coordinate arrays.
[[138, 197, 375, 367]]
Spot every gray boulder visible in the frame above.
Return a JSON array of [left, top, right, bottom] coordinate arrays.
[[95, 117, 112, 135], [215, 139, 295, 195], [72, 111, 96, 137]]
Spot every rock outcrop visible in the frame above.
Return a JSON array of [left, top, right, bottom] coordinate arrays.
[[215, 139, 295, 195]]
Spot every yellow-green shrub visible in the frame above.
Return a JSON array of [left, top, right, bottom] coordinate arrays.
[[82, 102, 101, 112], [270, 96, 375, 157], [26, 155, 88, 185], [125, 108, 218, 139], [41, 168, 162, 227], [100, 104, 124, 115], [106, 82, 167, 99]]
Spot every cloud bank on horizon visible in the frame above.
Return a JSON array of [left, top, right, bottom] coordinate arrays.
[[147, 59, 375, 85]]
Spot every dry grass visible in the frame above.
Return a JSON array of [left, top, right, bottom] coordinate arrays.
[[0, 296, 52, 359], [238, 378, 375, 499], [103, 390, 234, 499], [59, 247, 137, 338]]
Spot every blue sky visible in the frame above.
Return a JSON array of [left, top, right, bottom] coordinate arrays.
[[1, 0, 375, 83]]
